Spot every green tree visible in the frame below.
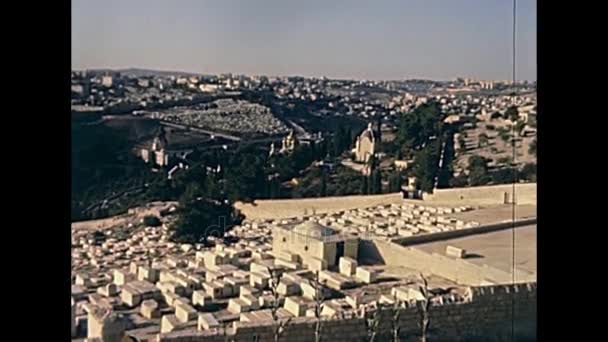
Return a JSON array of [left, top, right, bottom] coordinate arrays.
[[366, 154, 377, 170], [331, 126, 350, 157], [457, 135, 467, 152], [361, 175, 369, 195], [269, 176, 280, 199], [371, 169, 382, 194], [413, 141, 440, 192], [388, 170, 402, 193], [491, 168, 517, 184], [467, 156, 490, 186], [319, 170, 327, 197], [224, 152, 267, 202], [497, 156, 513, 165], [514, 120, 526, 136], [505, 106, 519, 121], [143, 215, 161, 227], [529, 138, 537, 157], [170, 183, 237, 243], [449, 173, 468, 187], [520, 163, 537, 182], [398, 102, 442, 150]]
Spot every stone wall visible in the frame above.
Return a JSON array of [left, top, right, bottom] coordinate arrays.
[[423, 183, 537, 206], [391, 218, 537, 246], [235, 193, 404, 220], [158, 283, 537, 342]]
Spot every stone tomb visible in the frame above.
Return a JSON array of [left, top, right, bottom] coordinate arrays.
[[120, 280, 160, 307], [355, 266, 378, 284], [227, 298, 251, 314], [283, 296, 307, 317], [192, 290, 211, 307], [277, 278, 301, 296], [198, 313, 219, 331], [160, 314, 182, 333], [140, 299, 160, 319], [138, 266, 161, 283], [175, 302, 198, 323], [97, 283, 118, 297], [339, 257, 358, 276], [113, 269, 135, 286], [446, 245, 467, 258]]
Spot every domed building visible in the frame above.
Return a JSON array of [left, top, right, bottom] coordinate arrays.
[[269, 130, 298, 157], [273, 220, 359, 271], [292, 221, 337, 239], [280, 129, 298, 153]]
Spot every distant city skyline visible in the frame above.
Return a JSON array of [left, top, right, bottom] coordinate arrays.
[[72, 0, 536, 82]]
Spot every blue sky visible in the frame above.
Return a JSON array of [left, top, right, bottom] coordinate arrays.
[[72, 0, 536, 81]]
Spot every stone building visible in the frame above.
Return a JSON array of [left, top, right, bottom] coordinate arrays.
[[269, 129, 298, 157], [354, 123, 377, 163], [141, 129, 170, 167], [404, 176, 419, 199], [101, 75, 113, 88], [280, 129, 298, 154], [272, 221, 359, 271]]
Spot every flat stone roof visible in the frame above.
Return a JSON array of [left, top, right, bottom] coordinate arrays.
[[414, 224, 537, 276]]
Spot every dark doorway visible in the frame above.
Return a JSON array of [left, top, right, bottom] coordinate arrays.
[[335, 241, 345, 266]]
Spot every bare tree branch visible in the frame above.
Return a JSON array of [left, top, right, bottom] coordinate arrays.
[[418, 273, 431, 342], [311, 271, 325, 342], [267, 267, 290, 342], [365, 304, 382, 342], [391, 294, 406, 342]]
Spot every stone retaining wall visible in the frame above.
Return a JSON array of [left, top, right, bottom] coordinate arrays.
[[235, 193, 404, 220], [423, 183, 537, 206], [159, 283, 537, 342], [391, 218, 537, 246]]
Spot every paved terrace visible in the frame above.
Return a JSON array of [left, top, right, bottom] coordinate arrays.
[[414, 224, 537, 275]]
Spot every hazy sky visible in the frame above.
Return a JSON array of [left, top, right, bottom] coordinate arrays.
[[72, 0, 536, 81]]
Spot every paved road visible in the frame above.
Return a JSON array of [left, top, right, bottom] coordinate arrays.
[[159, 121, 242, 141]]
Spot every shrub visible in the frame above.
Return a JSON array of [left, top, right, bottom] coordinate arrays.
[[497, 156, 512, 164], [520, 163, 537, 182], [143, 215, 162, 227]]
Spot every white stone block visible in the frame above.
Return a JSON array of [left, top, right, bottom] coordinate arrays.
[[446, 245, 466, 258], [339, 257, 358, 276], [283, 296, 307, 317], [355, 267, 378, 284], [140, 299, 160, 319], [175, 302, 197, 323], [198, 313, 219, 331], [160, 314, 181, 333]]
